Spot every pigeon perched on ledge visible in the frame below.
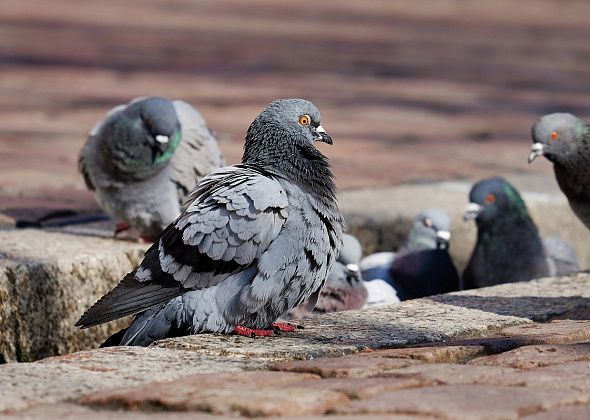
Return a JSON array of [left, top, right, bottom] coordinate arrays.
[[77, 99, 344, 346], [360, 208, 459, 302], [529, 113, 590, 230], [79, 96, 224, 240], [463, 177, 579, 289]]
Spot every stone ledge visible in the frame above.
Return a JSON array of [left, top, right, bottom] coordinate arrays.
[[0, 229, 146, 362], [2, 274, 590, 415]]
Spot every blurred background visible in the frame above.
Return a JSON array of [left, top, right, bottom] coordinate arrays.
[[2, 0, 590, 214]]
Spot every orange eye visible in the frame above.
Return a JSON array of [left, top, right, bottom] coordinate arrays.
[[550, 131, 559, 140], [423, 218, 433, 228], [298, 114, 310, 126], [485, 193, 496, 204]]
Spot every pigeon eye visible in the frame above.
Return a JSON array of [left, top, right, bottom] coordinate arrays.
[[145, 119, 154, 129], [485, 193, 496, 204], [423, 218, 433, 228], [550, 131, 559, 140], [298, 115, 310, 126]]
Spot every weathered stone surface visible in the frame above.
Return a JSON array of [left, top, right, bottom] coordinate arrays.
[[0, 346, 249, 413], [2, 403, 220, 419], [298, 376, 435, 400], [499, 320, 590, 344], [80, 371, 349, 417], [523, 404, 590, 419], [0, 229, 146, 362], [396, 360, 590, 394], [335, 384, 589, 418], [370, 345, 488, 363], [469, 343, 590, 369], [273, 354, 421, 379]]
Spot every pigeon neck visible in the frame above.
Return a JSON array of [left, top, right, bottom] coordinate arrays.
[[242, 133, 337, 202], [478, 215, 543, 254]]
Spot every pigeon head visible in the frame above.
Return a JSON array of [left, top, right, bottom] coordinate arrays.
[[463, 177, 529, 227], [406, 208, 452, 251], [98, 97, 182, 179], [529, 113, 589, 165], [243, 99, 332, 166], [339, 234, 362, 266]]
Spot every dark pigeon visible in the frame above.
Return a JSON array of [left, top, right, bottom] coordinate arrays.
[[529, 113, 590, 230], [360, 208, 460, 302], [77, 98, 344, 346], [79, 96, 224, 240], [463, 177, 579, 289]]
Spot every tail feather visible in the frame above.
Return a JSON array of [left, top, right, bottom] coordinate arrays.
[[75, 272, 186, 329]]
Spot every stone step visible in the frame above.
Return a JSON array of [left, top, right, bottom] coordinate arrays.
[[1, 182, 588, 362], [0, 274, 590, 417]]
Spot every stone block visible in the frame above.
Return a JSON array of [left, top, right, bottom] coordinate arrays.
[[0, 229, 146, 362], [335, 384, 589, 418]]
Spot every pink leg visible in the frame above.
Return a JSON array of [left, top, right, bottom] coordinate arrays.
[[272, 322, 303, 332], [114, 221, 130, 236], [233, 325, 274, 337]]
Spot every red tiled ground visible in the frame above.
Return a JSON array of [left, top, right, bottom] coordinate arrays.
[[3, 0, 590, 212]]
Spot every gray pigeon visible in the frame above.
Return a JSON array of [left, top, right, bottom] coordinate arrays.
[[360, 208, 459, 301], [77, 98, 344, 345], [79, 96, 224, 240], [286, 234, 367, 319], [529, 113, 590, 230], [463, 177, 579, 289]]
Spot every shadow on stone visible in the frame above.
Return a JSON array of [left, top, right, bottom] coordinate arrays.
[[428, 294, 590, 322]]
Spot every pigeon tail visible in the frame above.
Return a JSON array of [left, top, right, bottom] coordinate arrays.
[[75, 272, 186, 329]]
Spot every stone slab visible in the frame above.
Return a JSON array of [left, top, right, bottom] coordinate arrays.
[[0, 229, 147, 362], [335, 384, 589, 418]]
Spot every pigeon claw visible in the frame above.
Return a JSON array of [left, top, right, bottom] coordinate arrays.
[[233, 325, 274, 338], [114, 221, 131, 236], [271, 322, 302, 332]]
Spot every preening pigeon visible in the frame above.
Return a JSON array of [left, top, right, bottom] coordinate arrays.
[[286, 234, 367, 319], [360, 208, 459, 302], [529, 113, 590, 230], [463, 177, 579, 289], [77, 98, 344, 346], [79, 96, 224, 240]]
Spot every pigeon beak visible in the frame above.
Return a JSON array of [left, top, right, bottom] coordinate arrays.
[[463, 203, 482, 221], [313, 125, 333, 145], [155, 135, 169, 144], [345, 263, 361, 283], [435, 230, 451, 249], [528, 143, 544, 164]]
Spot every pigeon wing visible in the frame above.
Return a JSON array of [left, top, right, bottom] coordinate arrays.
[[76, 165, 288, 328]]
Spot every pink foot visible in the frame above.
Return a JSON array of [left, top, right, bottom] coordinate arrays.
[[138, 235, 156, 243], [272, 322, 303, 332], [233, 325, 274, 337], [114, 221, 130, 236]]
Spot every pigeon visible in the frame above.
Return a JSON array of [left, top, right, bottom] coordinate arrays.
[[529, 113, 590, 230], [286, 234, 368, 319], [79, 96, 224, 240], [77, 98, 344, 346], [462, 177, 579, 289], [360, 208, 460, 302]]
